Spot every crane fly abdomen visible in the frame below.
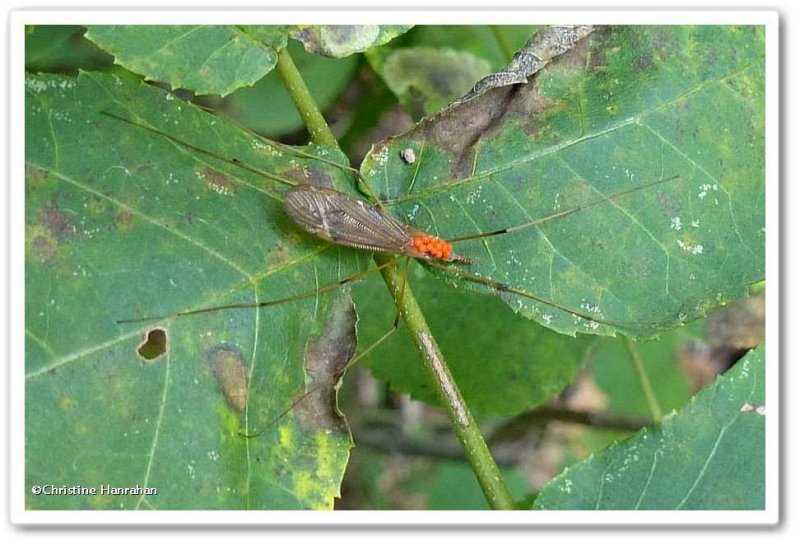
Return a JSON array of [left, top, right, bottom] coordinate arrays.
[[284, 185, 471, 264]]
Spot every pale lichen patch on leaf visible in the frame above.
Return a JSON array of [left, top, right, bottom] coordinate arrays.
[[372, 144, 390, 168], [740, 402, 766, 416], [292, 25, 380, 57], [400, 148, 416, 164], [677, 239, 704, 255], [25, 75, 77, 94], [251, 138, 282, 158], [697, 183, 719, 200]]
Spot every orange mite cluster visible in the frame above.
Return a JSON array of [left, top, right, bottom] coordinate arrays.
[[410, 234, 453, 261]]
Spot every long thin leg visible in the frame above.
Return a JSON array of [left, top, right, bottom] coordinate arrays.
[[116, 258, 396, 324], [448, 175, 680, 243], [425, 260, 660, 330], [343, 257, 411, 370], [100, 111, 301, 189]]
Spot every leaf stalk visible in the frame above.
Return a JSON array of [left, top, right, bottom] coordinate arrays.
[[375, 255, 516, 510], [623, 336, 663, 422], [275, 47, 338, 148]]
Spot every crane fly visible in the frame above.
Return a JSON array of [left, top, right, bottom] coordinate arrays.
[[107, 110, 680, 436], [284, 185, 472, 265], [115, 160, 677, 328]]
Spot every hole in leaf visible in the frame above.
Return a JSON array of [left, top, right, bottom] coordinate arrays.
[[137, 327, 168, 361]]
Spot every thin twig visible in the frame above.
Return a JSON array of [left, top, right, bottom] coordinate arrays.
[[488, 405, 652, 444]]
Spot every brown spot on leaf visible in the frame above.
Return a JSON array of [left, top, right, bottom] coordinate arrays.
[[137, 327, 168, 362], [39, 194, 73, 241], [199, 167, 236, 196], [114, 210, 134, 231], [206, 345, 249, 413], [26, 225, 60, 262], [58, 396, 77, 411], [283, 165, 335, 189], [266, 242, 290, 268], [376, 27, 597, 180], [295, 290, 357, 434], [632, 52, 654, 71], [26, 164, 48, 188], [85, 195, 108, 217], [430, 85, 520, 179]]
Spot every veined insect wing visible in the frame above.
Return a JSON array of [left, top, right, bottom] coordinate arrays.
[[285, 184, 473, 265], [285, 184, 412, 256]]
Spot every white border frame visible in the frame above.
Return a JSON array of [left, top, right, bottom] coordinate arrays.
[[9, 9, 780, 526]]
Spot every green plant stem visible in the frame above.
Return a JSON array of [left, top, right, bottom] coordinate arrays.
[[275, 48, 338, 148], [622, 336, 662, 422], [280, 45, 515, 510], [375, 255, 516, 510], [490, 25, 517, 61]]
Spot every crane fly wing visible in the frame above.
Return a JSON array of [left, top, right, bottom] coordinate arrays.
[[285, 185, 413, 254]]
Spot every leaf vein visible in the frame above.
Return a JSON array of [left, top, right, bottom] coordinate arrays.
[[136, 348, 172, 509]]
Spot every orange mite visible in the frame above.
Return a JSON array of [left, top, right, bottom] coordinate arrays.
[[410, 234, 452, 261]]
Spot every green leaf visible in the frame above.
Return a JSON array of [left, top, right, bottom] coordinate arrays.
[[25, 25, 113, 74], [25, 71, 369, 509], [370, 47, 492, 118], [408, 25, 540, 70], [427, 461, 530, 509], [533, 344, 765, 509], [291, 25, 413, 57], [353, 265, 591, 416], [366, 26, 538, 118], [85, 26, 289, 96], [24, 25, 767, 510], [361, 25, 765, 338], [590, 323, 700, 418], [219, 41, 360, 137]]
